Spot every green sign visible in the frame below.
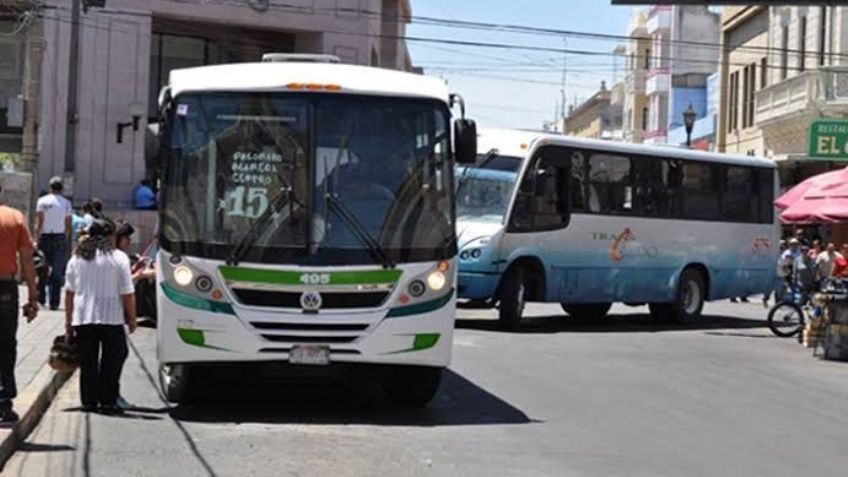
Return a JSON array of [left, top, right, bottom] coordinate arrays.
[[808, 119, 848, 160]]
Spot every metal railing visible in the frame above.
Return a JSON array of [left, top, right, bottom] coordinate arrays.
[[818, 66, 848, 103]]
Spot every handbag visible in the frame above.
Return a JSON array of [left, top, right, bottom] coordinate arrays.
[[48, 334, 80, 373]]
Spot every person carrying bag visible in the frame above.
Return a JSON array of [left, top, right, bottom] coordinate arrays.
[[64, 219, 137, 414]]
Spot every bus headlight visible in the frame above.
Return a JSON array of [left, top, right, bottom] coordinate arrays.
[[470, 248, 482, 259], [427, 271, 446, 291], [195, 275, 214, 293], [408, 280, 426, 297], [173, 266, 194, 287]]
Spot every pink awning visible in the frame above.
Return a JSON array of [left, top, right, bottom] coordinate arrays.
[[777, 167, 848, 224], [775, 167, 848, 210]]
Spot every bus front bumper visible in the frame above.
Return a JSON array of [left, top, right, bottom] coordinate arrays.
[[457, 271, 500, 300], [156, 287, 455, 368]]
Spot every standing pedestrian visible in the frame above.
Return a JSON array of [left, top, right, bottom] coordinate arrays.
[[90, 198, 104, 219], [34, 176, 72, 310], [833, 244, 848, 278], [64, 219, 137, 414], [809, 240, 823, 260], [815, 243, 841, 280], [71, 208, 87, 242], [82, 203, 96, 229], [132, 179, 157, 210], [0, 183, 39, 423]]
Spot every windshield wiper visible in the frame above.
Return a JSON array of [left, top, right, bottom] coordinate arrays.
[[455, 148, 499, 199], [325, 193, 395, 269], [227, 171, 303, 266]]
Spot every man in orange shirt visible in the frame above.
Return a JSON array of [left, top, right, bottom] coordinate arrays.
[[0, 183, 39, 423]]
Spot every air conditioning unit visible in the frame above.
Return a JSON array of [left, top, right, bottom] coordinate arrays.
[[261, 53, 341, 64]]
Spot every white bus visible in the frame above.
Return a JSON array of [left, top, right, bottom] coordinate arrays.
[[456, 129, 778, 329], [155, 54, 476, 405]]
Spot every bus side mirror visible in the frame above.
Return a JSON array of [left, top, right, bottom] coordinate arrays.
[[454, 119, 477, 164]]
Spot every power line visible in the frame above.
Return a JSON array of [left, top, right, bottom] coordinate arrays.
[[66, 0, 846, 62], [36, 10, 818, 76], [220, 0, 846, 61]]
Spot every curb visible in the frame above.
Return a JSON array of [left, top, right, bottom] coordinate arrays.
[[0, 365, 73, 471]]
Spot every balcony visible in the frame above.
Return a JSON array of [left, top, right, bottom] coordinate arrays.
[[647, 6, 671, 34], [755, 71, 819, 127], [818, 66, 848, 116], [646, 68, 670, 96], [625, 69, 646, 95]]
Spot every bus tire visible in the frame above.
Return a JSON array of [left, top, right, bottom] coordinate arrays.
[[650, 268, 706, 323], [561, 303, 612, 319], [498, 266, 527, 331], [383, 366, 443, 408], [159, 363, 192, 403]]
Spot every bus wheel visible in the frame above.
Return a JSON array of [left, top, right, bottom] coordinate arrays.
[[650, 268, 705, 323], [383, 366, 443, 408], [561, 303, 612, 319], [498, 266, 527, 331], [159, 363, 192, 403]]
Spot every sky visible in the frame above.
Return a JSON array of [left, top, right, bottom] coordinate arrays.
[[407, 0, 635, 130]]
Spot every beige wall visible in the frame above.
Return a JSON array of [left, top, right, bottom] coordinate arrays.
[[565, 101, 607, 138], [717, 6, 767, 155], [570, 118, 603, 139]]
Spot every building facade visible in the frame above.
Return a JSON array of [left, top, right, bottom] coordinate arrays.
[[717, 6, 848, 187], [20, 0, 414, 207], [564, 81, 623, 140], [716, 6, 768, 157], [0, 4, 29, 161], [755, 6, 848, 186], [667, 72, 718, 150], [643, 5, 719, 145], [623, 10, 650, 143]]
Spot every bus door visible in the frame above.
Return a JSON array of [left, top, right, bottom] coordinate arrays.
[[502, 145, 571, 302]]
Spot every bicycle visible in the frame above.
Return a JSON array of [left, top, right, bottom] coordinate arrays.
[[767, 281, 816, 338]]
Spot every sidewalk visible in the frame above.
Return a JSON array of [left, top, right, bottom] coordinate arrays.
[[0, 288, 71, 470]]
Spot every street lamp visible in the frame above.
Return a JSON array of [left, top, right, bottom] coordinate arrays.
[[683, 104, 697, 148]]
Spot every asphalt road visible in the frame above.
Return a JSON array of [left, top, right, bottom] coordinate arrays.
[[4, 301, 848, 477]]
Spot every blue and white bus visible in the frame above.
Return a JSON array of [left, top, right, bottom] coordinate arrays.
[[456, 129, 778, 329]]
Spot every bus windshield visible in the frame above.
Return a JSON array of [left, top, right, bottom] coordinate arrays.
[[161, 92, 455, 265], [456, 155, 522, 222]]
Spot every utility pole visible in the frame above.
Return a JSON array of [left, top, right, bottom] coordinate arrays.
[[21, 10, 44, 220], [63, 0, 82, 190], [560, 37, 567, 131]]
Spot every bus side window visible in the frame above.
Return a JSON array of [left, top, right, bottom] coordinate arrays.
[[681, 162, 721, 221], [632, 155, 664, 216], [509, 146, 570, 233], [722, 166, 755, 222], [588, 153, 631, 214], [569, 151, 587, 213], [758, 168, 775, 223]]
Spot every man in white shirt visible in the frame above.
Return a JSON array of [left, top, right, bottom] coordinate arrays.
[[815, 242, 842, 280], [34, 176, 72, 310]]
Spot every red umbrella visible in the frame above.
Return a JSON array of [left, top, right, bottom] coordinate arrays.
[[775, 167, 848, 210], [779, 167, 848, 223]]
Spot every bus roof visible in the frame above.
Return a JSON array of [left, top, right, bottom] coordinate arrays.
[[479, 128, 776, 168], [168, 62, 450, 103]]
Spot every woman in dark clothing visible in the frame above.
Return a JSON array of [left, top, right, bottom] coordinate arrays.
[[64, 219, 137, 414]]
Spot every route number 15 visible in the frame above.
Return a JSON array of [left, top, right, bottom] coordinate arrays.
[[225, 186, 269, 218]]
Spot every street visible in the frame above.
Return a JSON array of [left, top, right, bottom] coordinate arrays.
[[3, 301, 848, 477]]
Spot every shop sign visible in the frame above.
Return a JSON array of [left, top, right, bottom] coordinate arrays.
[[808, 119, 848, 161]]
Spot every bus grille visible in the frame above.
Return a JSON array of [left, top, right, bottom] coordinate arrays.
[[249, 321, 370, 344], [233, 289, 390, 309]]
